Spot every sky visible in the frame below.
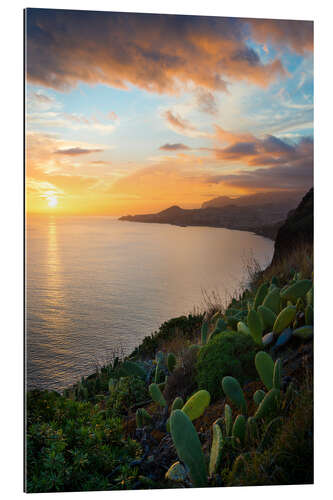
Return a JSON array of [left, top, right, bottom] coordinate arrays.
[[25, 9, 313, 215]]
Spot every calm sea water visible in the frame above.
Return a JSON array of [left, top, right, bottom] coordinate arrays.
[[26, 216, 274, 391]]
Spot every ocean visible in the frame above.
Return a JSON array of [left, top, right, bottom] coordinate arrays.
[[26, 215, 274, 391]]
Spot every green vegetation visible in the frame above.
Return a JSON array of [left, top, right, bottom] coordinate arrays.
[[26, 239, 313, 492], [196, 331, 258, 401]]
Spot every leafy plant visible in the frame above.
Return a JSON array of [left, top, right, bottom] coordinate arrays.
[[196, 331, 257, 401]]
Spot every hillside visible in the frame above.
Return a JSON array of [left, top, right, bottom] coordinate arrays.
[[26, 189, 314, 492], [271, 188, 313, 265], [119, 191, 305, 240]]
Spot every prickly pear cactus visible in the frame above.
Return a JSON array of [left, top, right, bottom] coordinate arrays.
[[237, 321, 251, 336], [182, 389, 211, 421], [292, 325, 313, 340], [262, 287, 281, 315], [232, 415, 246, 448], [222, 376, 247, 414], [170, 409, 207, 487], [209, 421, 224, 476], [273, 305, 296, 334], [247, 309, 263, 345], [253, 282, 269, 310], [149, 383, 167, 407], [273, 359, 282, 390], [172, 396, 184, 412], [224, 403, 233, 436], [254, 388, 280, 420], [255, 351, 274, 390], [305, 304, 313, 325], [165, 461, 188, 483], [258, 305, 277, 330], [280, 279, 312, 302], [253, 389, 266, 406]]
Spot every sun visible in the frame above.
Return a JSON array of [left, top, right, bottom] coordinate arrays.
[[48, 196, 58, 208]]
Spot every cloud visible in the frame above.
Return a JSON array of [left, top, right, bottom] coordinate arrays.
[[210, 126, 312, 170], [26, 10, 289, 94], [202, 161, 313, 191], [248, 19, 313, 54], [163, 110, 208, 137], [159, 143, 190, 151], [54, 147, 103, 156], [196, 89, 218, 115]]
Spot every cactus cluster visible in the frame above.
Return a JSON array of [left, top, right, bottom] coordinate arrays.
[[167, 349, 291, 486]]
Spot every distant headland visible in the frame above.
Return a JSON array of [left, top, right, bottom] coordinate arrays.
[[119, 190, 306, 240]]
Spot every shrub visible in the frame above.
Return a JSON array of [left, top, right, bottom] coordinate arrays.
[[196, 332, 258, 401], [107, 376, 148, 416], [130, 314, 204, 358], [26, 390, 141, 492]]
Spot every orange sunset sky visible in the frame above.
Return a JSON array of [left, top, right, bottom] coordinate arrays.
[[25, 9, 313, 215]]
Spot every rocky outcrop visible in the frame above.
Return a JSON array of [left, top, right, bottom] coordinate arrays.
[[271, 188, 313, 265]]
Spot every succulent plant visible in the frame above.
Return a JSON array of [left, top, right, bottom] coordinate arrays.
[[292, 325, 313, 340], [253, 282, 269, 310], [305, 304, 313, 325], [253, 389, 266, 406], [246, 416, 259, 444], [273, 359, 282, 390], [232, 415, 246, 448], [254, 388, 280, 420], [273, 327, 292, 349], [273, 305, 296, 334], [258, 305, 277, 330], [247, 309, 263, 345], [237, 321, 251, 336], [222, 376, 247, 414], [306, 286, 313, 307], [224, 403, 233, 436], [280, 279, 312, 302], [209, 421, 224, 476], [172, 396, 184, 412], [255, 351, 274, 390], [182, 389, 211, 421], [154, 360, 161, 383], [170, 409, 207, 487], [262, 287, 281, 315], [165, 461, 188, 483], [262, 331, 274, 346], [149, 383, 167, 407], [167, 352, 177, 373]]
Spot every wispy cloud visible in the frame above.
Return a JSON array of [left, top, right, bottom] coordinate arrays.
[[54, 147, 104, 156], [159, 143, 190, 151]]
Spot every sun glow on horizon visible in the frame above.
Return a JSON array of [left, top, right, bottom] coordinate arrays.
[[47, 196, 58, 208]]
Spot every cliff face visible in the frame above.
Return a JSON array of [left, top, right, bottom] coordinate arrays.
[[271, 188, 313, 265]]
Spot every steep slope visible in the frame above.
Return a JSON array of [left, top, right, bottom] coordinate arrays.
[[271, 188, 313, 265]]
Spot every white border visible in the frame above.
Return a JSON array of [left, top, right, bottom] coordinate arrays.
[[2, 1, 332, 499]]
